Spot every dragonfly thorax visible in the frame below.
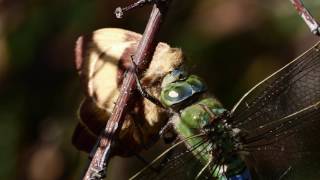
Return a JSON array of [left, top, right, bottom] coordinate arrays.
[[174, 99, 246, 178], [159, 69, 247, 178]]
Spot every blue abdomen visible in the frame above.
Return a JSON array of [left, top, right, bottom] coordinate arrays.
[[228, 168, 252, 180]]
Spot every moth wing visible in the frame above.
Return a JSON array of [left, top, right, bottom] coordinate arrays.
[[72, 28, 184, 156]]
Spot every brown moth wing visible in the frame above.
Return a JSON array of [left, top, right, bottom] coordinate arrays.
[[72, 28, 184, 156]]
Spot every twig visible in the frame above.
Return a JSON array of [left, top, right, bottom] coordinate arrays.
[[290, 0, 320, 35], [82, 1, 172, 180]]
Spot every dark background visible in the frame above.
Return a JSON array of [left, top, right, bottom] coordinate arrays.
[[0, 0, 319, 179]]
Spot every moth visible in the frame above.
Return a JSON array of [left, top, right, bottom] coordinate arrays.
[[72, 28, 184, 156]]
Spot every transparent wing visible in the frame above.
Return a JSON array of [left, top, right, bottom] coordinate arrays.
[[229, 41, 320, 179], [242, 101, 320, 179], [130, 134, 225, 180], [231, 41, 320, 130]]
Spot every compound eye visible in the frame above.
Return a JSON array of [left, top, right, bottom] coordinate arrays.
[[171, 69, 188, 80], [166, 84, 192, 101], [161, 69, 188, 88], [186, 75, 206, 93], [161, 83, 193, 107]]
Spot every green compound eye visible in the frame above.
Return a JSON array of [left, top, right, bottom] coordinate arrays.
[[160, 75, 206, 108], [161, 82, 193, 107], [186, 75, 206, 92], [161, 69, 188, 88]]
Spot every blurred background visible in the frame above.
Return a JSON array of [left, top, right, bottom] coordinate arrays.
[[0, 0, 320, 179]]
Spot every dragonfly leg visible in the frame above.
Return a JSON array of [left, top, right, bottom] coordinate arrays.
[[89, 135, 101, 159], [278, 166, 292, 180], [159, 121, 177, 144], [130, 111, 152, 150], [130, 56, 165, 108], [290, 0, 320, 35]]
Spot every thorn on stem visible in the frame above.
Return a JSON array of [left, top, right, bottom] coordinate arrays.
[[114, 7, 124, 19], [115, 0, 162, 19]]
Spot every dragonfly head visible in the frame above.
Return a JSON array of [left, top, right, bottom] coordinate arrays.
[[160, 68, 207, 109]]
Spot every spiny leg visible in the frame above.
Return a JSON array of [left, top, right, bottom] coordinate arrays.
[[278, 166, 292, 180], [130, 55, 165, 108], [130, 111, 150, 150], [132, 64, 177, 141], [129, 56, 176, 162], [129, 56, 179, 172], [159, 122, 178, 144], [198, 104, 230, 120]]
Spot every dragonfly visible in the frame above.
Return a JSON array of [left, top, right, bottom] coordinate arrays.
[[127, 1, 320, 179], [72, 0, 320, 179], [129, 41, 320, 179]]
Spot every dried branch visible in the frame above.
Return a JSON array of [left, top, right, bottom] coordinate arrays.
[[290, 0, 320, 35], [83, 1, 172, 180]]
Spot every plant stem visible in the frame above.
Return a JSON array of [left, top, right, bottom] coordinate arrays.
[[83, 1, 172, 180]]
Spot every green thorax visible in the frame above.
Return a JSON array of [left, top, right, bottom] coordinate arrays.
[[176, 98, 231, 178], [159, 69, 246, 179]]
